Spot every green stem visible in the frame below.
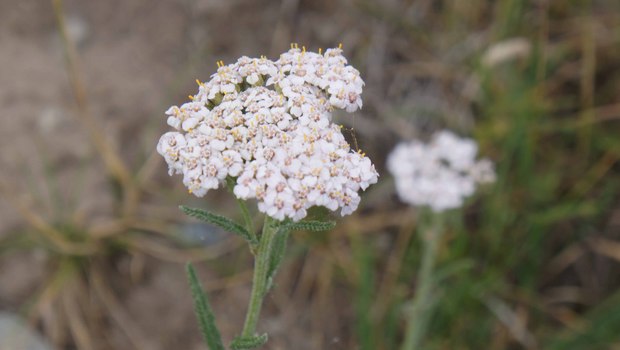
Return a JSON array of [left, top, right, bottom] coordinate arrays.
[[240, 216, 279, 337], [237, 197, 255, 238], [226, 177, 256, 244], [402, 212, 445, 350]]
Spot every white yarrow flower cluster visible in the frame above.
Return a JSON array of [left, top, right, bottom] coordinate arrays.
[[387, 130, 495, 212], [157, 45, 378, 221]]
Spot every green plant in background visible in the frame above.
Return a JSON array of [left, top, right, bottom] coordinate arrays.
[[157, 45, 379, 348], [387, 131, 496, 349], [343, 2, 620, 348]]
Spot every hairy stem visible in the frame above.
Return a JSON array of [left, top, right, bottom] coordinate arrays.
[[240, 216, 279, 337]]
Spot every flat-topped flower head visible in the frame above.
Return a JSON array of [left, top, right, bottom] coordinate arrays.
[[387, 130, 495, 212], [157, 46, 378, 221]]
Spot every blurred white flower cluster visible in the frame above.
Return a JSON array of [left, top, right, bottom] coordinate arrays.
[[157, 45, 378, 221], [387, 130, 495, 212]]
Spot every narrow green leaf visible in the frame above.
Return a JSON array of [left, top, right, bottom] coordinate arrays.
[[186, 263, 225, 350], [180, 205, 257, 245], [353, 237, 377, 350], [262, 220, 335, 290], [265, 227, 291, 291], [283, 220, 336, 232], [545, 290, 620, 349], [230, 334, 268, 350], [433, 259, 475, 284]]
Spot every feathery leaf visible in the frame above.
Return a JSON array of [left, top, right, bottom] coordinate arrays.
[[230, 334, 269, 350], [283, 220, 336, 232], [265, 227, 290, 291], [180, 205, 257, 245], [186, 263, 225, 350]]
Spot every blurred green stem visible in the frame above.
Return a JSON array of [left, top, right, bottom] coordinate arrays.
[[402, 212, 445, 350], [240, 216, 279, 338]]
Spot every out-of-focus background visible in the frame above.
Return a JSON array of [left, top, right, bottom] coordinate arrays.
[[2, 0, 620, 349]]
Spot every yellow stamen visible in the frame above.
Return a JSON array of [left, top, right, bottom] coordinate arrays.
[[188, 95, 194, 100], [302, 46, 306, 53], [188, 189, 193, 194], [318, 48, 322, 55], [338, 43, 343, 49]]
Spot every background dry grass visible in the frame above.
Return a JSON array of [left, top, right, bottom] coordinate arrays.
[[1, 0, 620, 349]]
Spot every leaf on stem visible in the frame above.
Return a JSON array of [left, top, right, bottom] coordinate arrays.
[[265, 227, 290, 291], [264, 220, 335, 291], [282, 220, 336, 232], [230, 334, 268, 350], [186, 263, 225, 350], [180, 205, 257, 245]]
